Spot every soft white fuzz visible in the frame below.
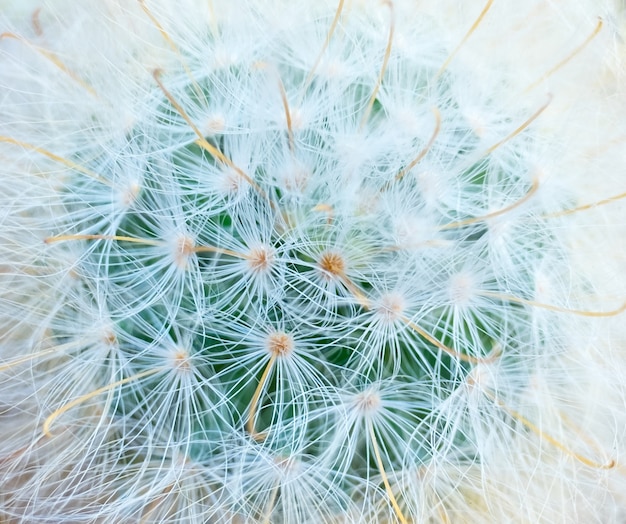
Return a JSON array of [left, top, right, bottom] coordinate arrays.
[[1, 1, 626, 522]]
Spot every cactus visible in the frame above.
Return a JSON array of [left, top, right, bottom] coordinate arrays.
[[1, 1, 626, 522]]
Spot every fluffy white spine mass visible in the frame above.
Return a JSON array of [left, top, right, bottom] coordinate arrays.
[[1, 0, 626, 522]]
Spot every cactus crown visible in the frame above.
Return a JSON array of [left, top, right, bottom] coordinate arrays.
[[4, 1, 610, 522]]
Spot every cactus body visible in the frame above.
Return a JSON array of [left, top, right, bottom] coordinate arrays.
[[1, 1, 626, 522]]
